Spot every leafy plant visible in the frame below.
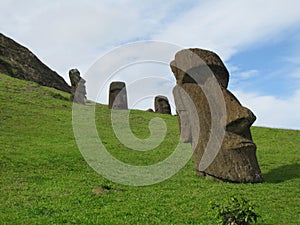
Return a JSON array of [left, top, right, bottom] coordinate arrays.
[[101, 180, 114, 190], [211, 196, 260, 225]]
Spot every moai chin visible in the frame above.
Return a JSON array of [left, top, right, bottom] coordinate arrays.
[[171, 48, 263, 183], [109, 81, 128, 110], [69, 68, 86, 104], [154, 95, 171, 114]]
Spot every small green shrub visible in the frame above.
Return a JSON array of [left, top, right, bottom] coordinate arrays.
[[101, 180, 114, 190], [210, 196, 260, 225]]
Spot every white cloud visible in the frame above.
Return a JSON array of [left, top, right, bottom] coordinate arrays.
[[284, 56, 300, 65], [281, 56, 300, 79], [228, 68, 259, 88], [1, 0, 186, 82], [154, 0, 300, 61], [290, 68, 300, 79], [235, 69, 258, 80], [2, 0, 300, 80], [1, 0, 300, 129], [232, 89, 300, 130], [84, 41, 180, 114]]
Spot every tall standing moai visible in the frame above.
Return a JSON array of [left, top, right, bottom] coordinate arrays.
[[154, 95, 171, 114], [109, 81, 128, 110], [171, 48, 263, 183], [69, 69, 86, 104]]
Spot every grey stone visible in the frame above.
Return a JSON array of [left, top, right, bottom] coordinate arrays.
[[154, 95, 171, 114], [109, 81, 128, 110], [171, 48, 263, 183], [69, 69, 86, 104]]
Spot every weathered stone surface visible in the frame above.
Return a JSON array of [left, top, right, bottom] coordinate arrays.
[[0, 33, 70, 93], [69, 69, 86, 104], [171, 48, 263, 183], [154, 95, 171, 114], [171, 48, 229, 88], [109, 81, 128, 109]]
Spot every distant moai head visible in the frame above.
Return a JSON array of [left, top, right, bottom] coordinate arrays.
[[171, 48, 263, 183], [154, 95, 171, 114], [69, 69, 81, 86], [69, 68, 86, 104], [109, 81, 128, 110]]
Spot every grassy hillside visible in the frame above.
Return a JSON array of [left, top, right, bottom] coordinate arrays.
[[0, 73, 299, 224]]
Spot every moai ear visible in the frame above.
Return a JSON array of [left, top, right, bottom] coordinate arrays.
[[173, 86, 192, 143]]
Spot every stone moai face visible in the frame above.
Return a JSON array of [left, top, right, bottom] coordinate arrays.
[[69, 68, 86, 104], [154, 95, 171, 114], [69, 69, 81, 86], [171, 48, 263, 183], [109, 81, 128, 110]]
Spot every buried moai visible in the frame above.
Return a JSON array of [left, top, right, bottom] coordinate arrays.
[[69, 69, 86, 104], [171, 48, 263, 183], [109, 81, 128, 110], [154, 95, 171, 114]]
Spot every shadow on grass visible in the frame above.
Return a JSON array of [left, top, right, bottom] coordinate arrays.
[[263, 163, 300, 183]]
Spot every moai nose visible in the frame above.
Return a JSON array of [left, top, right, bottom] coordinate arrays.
[[226, 107, 256, 135]]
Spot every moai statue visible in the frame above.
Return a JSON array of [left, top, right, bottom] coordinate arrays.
[[146, 108, 154, 112], [109, 81, 128, 109], [171, 48, 263, 183], [69, 68, 86, 104], [154, 95, 171, 114]]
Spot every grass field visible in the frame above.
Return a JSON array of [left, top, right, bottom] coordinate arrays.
[[0, 73, 299, 224]]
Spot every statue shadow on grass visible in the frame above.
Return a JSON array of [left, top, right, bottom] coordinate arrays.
[[262, 163, 300, 183]]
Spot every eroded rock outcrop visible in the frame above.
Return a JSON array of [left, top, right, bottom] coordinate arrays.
[[0, 33, 70, 93], [171, 48, 263, 183]]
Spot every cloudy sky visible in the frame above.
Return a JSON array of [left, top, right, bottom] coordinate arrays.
[[1, 0, 300, 129]]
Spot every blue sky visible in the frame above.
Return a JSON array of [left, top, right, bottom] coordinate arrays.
[[1, 0, 300, 129], [229, 28, 300, 98]]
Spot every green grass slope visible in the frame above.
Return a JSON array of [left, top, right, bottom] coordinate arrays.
[[0, 73, 299, 224]]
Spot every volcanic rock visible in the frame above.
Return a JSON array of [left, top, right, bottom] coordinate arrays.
[[109, 81, 128, 110], [154, 95, 171, 114], [171, 48, 263, 183], [0, 33, 70, 93], [69, 69, 86, 104]]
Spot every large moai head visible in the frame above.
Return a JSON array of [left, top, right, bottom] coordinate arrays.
[[69, 68, 86, 104], [109, 81, 128, 110], [171, 48, 263, 183], [154, 95, 171, 114]]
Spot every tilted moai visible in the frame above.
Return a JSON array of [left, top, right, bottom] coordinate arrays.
[[109, 81, 128, 109], [171, 48, 263, 183], [154, 95, 171, 114], [69, 69, 86, 104]]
